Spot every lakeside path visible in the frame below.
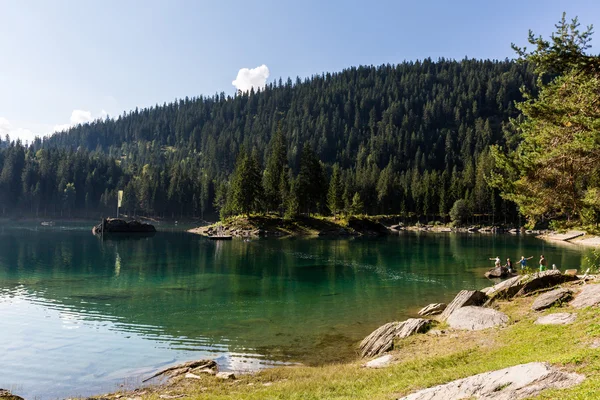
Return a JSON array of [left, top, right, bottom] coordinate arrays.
[[539, 230, 600, 248]]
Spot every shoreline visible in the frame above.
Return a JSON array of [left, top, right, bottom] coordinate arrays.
[[74, 268, 600, 400]]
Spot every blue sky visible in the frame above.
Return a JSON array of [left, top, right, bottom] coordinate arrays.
[[1, 0, 598, 142]]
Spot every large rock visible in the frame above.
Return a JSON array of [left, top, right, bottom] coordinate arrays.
[[531, 288, 572, 311], [446, 306, 509, 331], [484, 275, 526, 299], [485, 266, 510, 279], [515, 270, 578, 297], [440, 290, 487, 321], [535, 313, 577, 325], [418, 303, 447, 317], [571, 284, 600, 309], [398, 362, 584, 400], [359, 318, 430, 358]]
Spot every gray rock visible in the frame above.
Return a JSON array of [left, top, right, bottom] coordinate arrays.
[[485, 266, 510, 279], [359, 318, 430, 358], [485, 275, 527, 300], [571, 284, 600, 309], [535, 313, 577, 325], [440, 290, 488, 321], [398, 362, 584, 400], [446, 306, 509, 331], [418, 303, 447, 317], [363, 354, 393, 368], [216, 371, 236, 380], [531, 288, 572, 311], [515, 270, 578, 297]]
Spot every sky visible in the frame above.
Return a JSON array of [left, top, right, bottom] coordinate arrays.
[[1, 0, 599, 143]]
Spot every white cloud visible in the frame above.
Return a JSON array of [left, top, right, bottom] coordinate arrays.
[[232, 64, 270, 93], [0, 117, 36, 143], [1, 108, 110, 144], [53, 109, 95, 133]]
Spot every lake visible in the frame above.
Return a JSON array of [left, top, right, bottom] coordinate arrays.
[[0, 223, 593, 399]]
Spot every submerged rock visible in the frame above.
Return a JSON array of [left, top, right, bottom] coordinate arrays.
[[571, 284, 600, 309], [535, 313, 577, 325], [446, 306, 509, 331], [398, 362, 584, 400], [531, 288, 572, 311], [359, 318, 430, 358], [418, 303, 447, 317], [440, 290, 487, 321]]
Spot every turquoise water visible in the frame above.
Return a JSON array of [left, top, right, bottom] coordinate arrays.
[[0, 223, 593, 399]]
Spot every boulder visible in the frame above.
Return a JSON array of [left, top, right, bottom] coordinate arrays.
[[0, 390, 24, 400], [484, 275, 527, 300], [398, 362, 584, 400], [571, 284, 600, 309], [363, 354, 393, 369], [216, 372, 236, 380], [359, 318, 430, 358], [418, 303, 447, 317], [514, 270, 578, 297], [440, 290, 487, 321], [485, 266, 510, 279], [535, 313, 577, 325], [531, 288, 572, 311], [446, 306, 509, 331]]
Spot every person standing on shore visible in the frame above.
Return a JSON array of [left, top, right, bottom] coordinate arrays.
[[539, 255, 548, 271], [519, 256, 533, 270]]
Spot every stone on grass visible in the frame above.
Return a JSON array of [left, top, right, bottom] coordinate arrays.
[[440, 290, 487, 321], [571, 284, 600, 309], [418, 303, 446, 316], [446, 306, 508, 331], [398, 362, 584, 400], [531, 288, 572, 311], [363, 354, 393, 369], [216, 372, 236, 380], [535, 313, 577, 325], [185, 372, 202, 380], [359, 318, 430, 358]]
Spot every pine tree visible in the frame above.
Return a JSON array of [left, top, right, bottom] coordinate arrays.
[[327, 164, 344, 218]]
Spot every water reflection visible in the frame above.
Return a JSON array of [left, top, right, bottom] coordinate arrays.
[[0, 227, 593, 399]]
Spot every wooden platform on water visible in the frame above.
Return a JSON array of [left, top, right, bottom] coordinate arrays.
[[208, 235, 233, 240]]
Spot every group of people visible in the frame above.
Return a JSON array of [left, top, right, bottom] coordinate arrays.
[[489, 254, 550, 274]]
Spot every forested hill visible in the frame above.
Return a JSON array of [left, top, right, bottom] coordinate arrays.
[[1, 59, 535, 219]]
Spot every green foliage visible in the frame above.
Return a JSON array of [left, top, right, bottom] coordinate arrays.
[[512, 12, 595, 77], [449, 199, 470, 226], [0, 58, 536, 220], [491, 14, 600, 227], [327, 164, 344, 217], [230, 150, 263, 216], [349, 192, 364, 215]]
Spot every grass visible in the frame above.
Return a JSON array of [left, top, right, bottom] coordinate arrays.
[[98, 283, 600, 400]]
